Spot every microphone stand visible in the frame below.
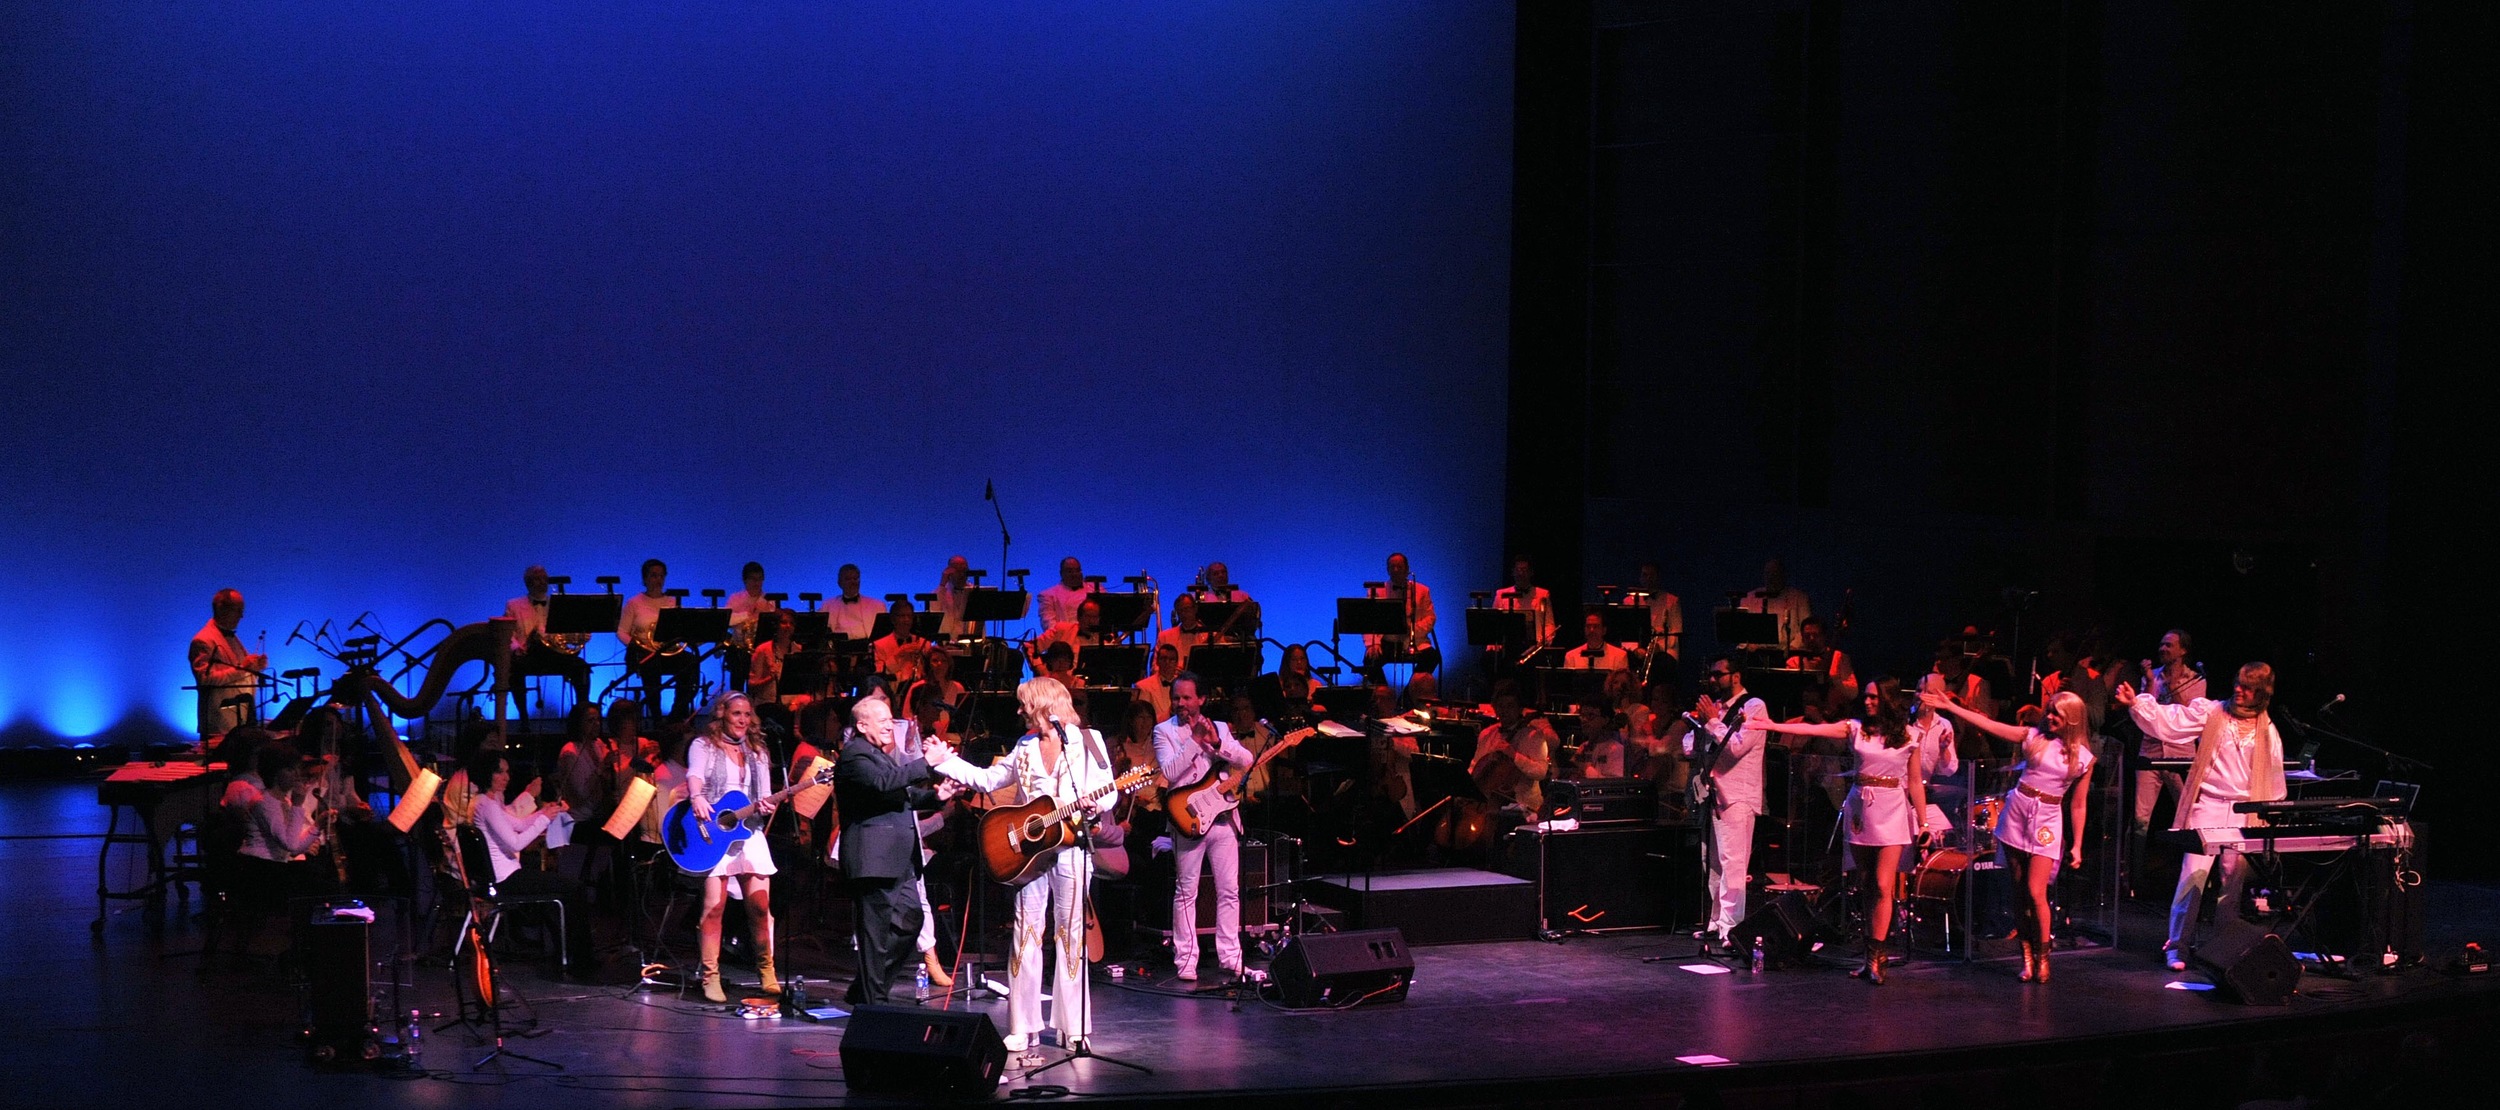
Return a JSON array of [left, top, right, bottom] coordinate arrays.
[[986, 480, 1012, 597], [2276, 711, 2431, 774]]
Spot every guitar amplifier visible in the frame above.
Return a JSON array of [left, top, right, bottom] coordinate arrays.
[[1565, 777, 1657, 824]]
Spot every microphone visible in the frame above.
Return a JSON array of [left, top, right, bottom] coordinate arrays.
[[282, 667, 319, 679], [286, 621, 309, 646], [315, 619, 334, 644], [984, 480, 995, 501], [2317, 693, 2345, 716], [350, 612, 375, 633]]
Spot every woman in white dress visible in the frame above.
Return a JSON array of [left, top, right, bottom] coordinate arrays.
[[1924, 688, 2094, 983], [685, 692, 780, 1002], [928, 677, 1115, 1058], [1760, 676, 1929, 983]]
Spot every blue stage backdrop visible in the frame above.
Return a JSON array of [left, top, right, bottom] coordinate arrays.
[[0, 2, 1515, 739]]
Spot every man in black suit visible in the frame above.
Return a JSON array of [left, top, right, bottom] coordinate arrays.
[[834, 697, 953, 1006]]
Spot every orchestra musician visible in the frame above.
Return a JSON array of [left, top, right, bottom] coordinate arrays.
[[827, 564, 882, 644], [834, 694, 954, 1007], [506, 565, 593, 708], [1757, 677, 1930, 984], [1573, 701, 1630, 779], [1910, 673, 1965, 830], [1038, 556, 1097, 627], [1259, 642, 1327, 727], [1153, 672, 1256, 982], [930, 678, 1117, 1057], [1634, 561, 1684, 667], [1361, 552, 1439, 684], [2127, 628, 2206, 893], [1687, 657, 1769, 949], [1158, 593, 1211, 668], [904, 643, 967, 741], [935, 555, 973, 637], [236, 741, 341, 900], [1923, 688, 2095, 983], [1563, 611, 1631, 671], [748, 611, 792, 705], [1028, 596, 1113, 673], [190, 588, 265, 740], [619, 559, 700, 720], [684, 692, 782, 1002], [467, 746, 595, 974], [726, 561, 777, 694], [1133, 642, 1182, 722], [1786, 616, 1859, 719], [872, 599, 927, 684], [1471, 691, 1555, 818], [1191, 562, 1261, 642], [1492, 558, 1556, 658], [2116, 662, 2285, 973], [1740, 558, 1813, 650]]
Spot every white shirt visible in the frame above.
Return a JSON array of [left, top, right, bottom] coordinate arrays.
[[472, 794, 554, 883], [729, 590, 777, 639], [1133, 674, 1175, 722], [1739, 587, 1812, 649], [826, 594, 883, 643], [937, 726, 1115, 813], [1364, 579, 1436, 654], [1562, 642, 1630, 670], [1039, 582, 1097, 628], [239, 790, 318, 862], [2133, 697, 2269, 829], [505, 595, 549, 652], [1646, 591, 1684, 653], [1156, 625, 1208, 669], [935, 581, 970, 636], [1493, 585, 1555, 646], [1686, 694, 1770, 810], [618, 592, 675, 649], [1911, 711, 1959, 782]]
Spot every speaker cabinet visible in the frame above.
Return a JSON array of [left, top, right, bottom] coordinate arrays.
[[302, 914, 373, 1065], [1269, 928, 1412, 1008], [840, 1004, 1009, 1098], [2194, 921, 2301, 1005], [1727, 891, 1818, 968]]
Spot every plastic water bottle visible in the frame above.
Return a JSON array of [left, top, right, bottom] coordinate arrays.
[[402, 1010, 423, 1069], [915, 964, 931, 999], [1749, 939, 1765, 975]]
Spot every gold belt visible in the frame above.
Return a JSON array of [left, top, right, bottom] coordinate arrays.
[[2017, 783, 2064, 804], [1854, 774, 1903, 788]]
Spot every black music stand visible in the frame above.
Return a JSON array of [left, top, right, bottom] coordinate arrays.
[[1091, 592, 1153, 636], [1076, 645, 1147, 688], [1189, 643, 1258, 697], [1591, 604, 1649, 645], [547, 594, 622, 638], [654, 607, 730, 649], [1195, 601, 1243, 632], [785, 611, 831, 650], [1715, 609, 1780, 647], [1335, 597, 1405, 638], [960, 588, 1029, 630], [1532, 667, 1609, 713], [780, 651, 831, 700], [1081, 686, 1136, 736], [1466, 608, 1532, 650], [1742, 667, 1816, 720]]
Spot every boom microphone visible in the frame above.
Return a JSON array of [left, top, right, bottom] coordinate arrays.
[[2317, 693, 2345, 716]]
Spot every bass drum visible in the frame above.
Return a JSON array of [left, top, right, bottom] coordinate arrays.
[[1904, 847, 1972, 952]]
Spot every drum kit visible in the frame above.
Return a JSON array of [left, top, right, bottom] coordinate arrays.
[[1899, 795, 2001, 953]]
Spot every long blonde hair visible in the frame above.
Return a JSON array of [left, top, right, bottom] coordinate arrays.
[[2043, 690, 2089, 777], [703, 691, 766, 755]]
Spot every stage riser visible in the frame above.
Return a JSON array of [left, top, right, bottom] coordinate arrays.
[[1309, 870, 1537, 945]]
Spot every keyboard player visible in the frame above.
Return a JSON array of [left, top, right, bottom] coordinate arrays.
[[2116, 662, 2287, 972]]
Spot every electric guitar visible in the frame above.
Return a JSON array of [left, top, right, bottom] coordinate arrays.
[[1164, 726, 1316, 839], [977, 763, 1158, 885], [662, 763, 836, 873]]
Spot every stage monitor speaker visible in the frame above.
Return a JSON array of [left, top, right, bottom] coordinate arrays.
[[839, 1004, 1008, 1098], [302, 912, 374, 1065], [2193, 921, 2301, 1006], [1270, 927, 1412, 1009], [1727, 891, 1817, 968]]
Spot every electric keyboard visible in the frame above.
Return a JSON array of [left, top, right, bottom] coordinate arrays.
[[2196, 821, 2412, 855]]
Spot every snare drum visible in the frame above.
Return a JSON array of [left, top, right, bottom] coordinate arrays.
[[1904, 847, 1973, 950]]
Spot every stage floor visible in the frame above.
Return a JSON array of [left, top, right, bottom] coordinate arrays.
[[16, 779, 2499, 1108]]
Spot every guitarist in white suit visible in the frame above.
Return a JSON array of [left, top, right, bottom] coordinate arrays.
[[1152, 673, 1257, 982], [930, 677, 1115, 1057]]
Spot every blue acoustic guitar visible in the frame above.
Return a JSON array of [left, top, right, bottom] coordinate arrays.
[[662, 763, 835, 873]]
